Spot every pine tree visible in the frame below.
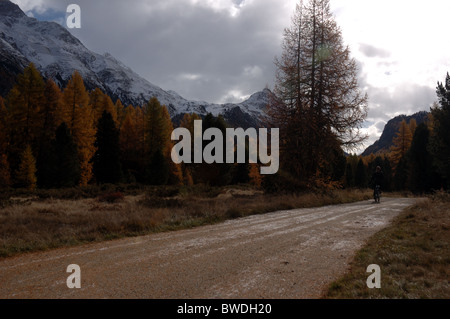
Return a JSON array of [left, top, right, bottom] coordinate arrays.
[[93, 111, 123, 184], [382, 156, 393, 192], [266, 0, 367, 186], [146, 149, 169, 185], [430, 73, 450, 188], [194, 113, 233, 186], [344, 162, 354, 188], [390, 120, 413, 170], [393, 156, 408, 191], [36, 79, 63, 187], [16, 144, 37, 190], [61, 71, 96, 186], [354, 158, 367, 188], [407, 123, 432, 193], [52, 122, 80, 188]]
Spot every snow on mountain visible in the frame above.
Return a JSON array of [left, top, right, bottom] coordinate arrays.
[[0, 0, 270, 127]]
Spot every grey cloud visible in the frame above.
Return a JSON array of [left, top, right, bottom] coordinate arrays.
[[369, 83, 435, 117], [57, 0, 286, 103], [359, 43, 391, 58]]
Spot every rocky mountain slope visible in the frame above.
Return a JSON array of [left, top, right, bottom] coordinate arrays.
[[361, 111, 429, 156]]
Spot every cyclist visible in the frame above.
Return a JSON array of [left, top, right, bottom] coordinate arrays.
[[370, 166, 384, 203]]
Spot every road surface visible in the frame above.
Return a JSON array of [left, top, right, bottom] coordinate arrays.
[[0, 197, 418, 299]]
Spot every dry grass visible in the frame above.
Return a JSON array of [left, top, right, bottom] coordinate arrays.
[[0, 186, 372, 259], [324, 191, 450, 299]]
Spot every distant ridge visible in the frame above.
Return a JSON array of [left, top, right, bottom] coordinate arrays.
[[361, 111, 429, 156]]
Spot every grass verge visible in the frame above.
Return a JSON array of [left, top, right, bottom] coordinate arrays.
[[0, 186, 372, 259], [323, 191, 450, 299]]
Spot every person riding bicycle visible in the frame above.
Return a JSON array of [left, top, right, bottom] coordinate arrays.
[[370, 166, 384, 202]]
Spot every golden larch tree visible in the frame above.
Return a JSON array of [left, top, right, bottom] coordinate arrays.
[[7, 63, 45, 160], [115, 99, 126, 129], [16, 144, 37, 190], [390, 120, 413, 169], [61, 71, 96, 186]]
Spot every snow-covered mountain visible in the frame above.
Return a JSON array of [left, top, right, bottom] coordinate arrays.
[[0, 0, 270, 128]]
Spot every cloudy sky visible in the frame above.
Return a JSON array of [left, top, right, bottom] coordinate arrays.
[[11, 0, 450, 153]]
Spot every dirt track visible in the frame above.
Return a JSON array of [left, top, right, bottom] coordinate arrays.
[[0, 197, 418, 299]]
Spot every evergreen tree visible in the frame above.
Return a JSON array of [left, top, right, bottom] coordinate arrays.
[[354, 158, 367, 188], [430, 73, 450, 188], [344, 162, 354, 188], [407, 123, 428, 193], [382, 157, 393, 192], [36, 79, 63, 187], [407, 123, 439, 193], [52, 122, 80, 188], [146, 149, 169, 185], [393, 156, 408, 191], [194, 113, 233, 186], [93, 111, 123, 184]]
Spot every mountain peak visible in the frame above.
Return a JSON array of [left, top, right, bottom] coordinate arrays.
[[0, 0, 25, 18]]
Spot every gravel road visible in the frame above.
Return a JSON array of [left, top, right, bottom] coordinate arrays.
[[0, 197, 418, 299]]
